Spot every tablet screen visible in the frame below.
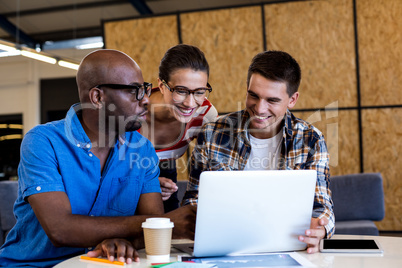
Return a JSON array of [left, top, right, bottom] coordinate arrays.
[[323, 239, 379, 249]]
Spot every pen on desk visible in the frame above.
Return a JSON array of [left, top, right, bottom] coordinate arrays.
[[79, 255, 125, 266], [151, 262, 196, 267], [150, 262, 175, 267]]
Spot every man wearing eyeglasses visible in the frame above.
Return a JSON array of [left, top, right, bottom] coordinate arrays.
[[0, 49, 196, 267]]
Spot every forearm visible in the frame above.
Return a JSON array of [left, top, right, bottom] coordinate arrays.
[[183, 147, 207, 206], [313, 206, 335, 238], [313, 166, 334, 237], [309, 137, 334, 237], [311, 172, 334, 238], [322, 211, 335, 238], [313, 175, 334, 238], [49, 214, 150, 248], [29, 191, 164, 248]]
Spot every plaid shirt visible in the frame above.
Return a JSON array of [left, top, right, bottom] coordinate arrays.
[[183, 109, 335, 238]]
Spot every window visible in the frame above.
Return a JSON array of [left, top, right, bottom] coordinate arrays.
[[0, 114, 22, 181]]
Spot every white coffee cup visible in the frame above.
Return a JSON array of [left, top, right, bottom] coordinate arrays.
[[142, 218, 174, 263]]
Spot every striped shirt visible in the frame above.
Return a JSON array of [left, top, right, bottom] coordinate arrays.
[[184, 109, 335, 238]]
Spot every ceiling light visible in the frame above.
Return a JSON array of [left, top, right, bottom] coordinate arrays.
[[76, 42, 104, 50], [0, 124, 23, 129], [20, 50, 57, 64], [0, 134, 23, 141], [1, 39, 80, 69], [58, 60, 79, 70], [0, 50, 21, 57], [42, 36, 103, 50], [0, 43, 17, 52]]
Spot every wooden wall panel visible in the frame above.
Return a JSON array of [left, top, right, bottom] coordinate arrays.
[[103, 0, 402, 230], [362, 108, 402, 230], [293, 109, 360, 176], [264, 0, 356, 109], [176, 140, 196, 182], [357, 0, 402, 106], [104, 15, 179, 86], [176, 151, 189, 182], [180, 6, 264, 113]]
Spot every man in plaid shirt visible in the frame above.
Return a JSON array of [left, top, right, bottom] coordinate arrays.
[[183, 50, 334, 254]]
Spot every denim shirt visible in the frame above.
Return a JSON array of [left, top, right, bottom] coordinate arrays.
[[0, 104, 161, 267]]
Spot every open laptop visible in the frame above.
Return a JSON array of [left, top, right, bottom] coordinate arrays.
[[174, 170, 317, 257]]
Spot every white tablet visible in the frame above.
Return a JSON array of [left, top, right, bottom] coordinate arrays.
[[319, 239, 383, 253]]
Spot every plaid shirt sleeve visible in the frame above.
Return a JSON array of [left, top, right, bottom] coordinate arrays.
[[306, 134, 335, 238], [182, 123, 211, 206]]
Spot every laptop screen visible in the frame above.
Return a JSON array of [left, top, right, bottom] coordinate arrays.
[[193, 170, 317, 257]]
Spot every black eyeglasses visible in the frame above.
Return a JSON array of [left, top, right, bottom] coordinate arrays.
[[161, 80, 212, 103], [96, 82, 152, 101]]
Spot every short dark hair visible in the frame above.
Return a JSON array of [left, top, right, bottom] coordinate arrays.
[[159, 44, 209, 82], [247, 51, 301, 96]]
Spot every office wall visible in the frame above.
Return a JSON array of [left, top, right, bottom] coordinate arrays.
[[0, 47, 99, 133], [0, 58, 38, 134], [0, 56, 77, 134], [356, 0, 402, 232], [104, 0, 401, 231]]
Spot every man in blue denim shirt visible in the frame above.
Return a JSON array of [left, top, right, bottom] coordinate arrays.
[[0, 50, 195, 267]]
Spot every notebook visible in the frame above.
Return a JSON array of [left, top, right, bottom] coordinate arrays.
[[175, 170, 317, 257]]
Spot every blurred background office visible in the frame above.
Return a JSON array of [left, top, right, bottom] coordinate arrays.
[[0, 0, 400, 235]]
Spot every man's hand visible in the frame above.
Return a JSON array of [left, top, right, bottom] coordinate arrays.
[[87, 239, 139, 264], [298, 217, 328, 254], [159, 177, 178, 201], [166, 205, 196, 240]]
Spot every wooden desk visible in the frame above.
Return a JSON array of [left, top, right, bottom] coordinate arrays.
[[54, 235, 402, 268]]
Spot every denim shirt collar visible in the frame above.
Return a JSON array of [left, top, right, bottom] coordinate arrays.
[[64, 103, 92, 151], [64, 103, 125, 152]]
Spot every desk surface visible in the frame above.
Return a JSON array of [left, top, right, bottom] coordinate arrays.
[[54, 235, 402, 268]]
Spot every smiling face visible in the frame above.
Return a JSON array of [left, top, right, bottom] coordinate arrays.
[[246, 73, 299, 139], [159, 68, 208, 123]]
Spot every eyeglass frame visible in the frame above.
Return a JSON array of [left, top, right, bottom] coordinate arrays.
[[161, 80, 212, 102], [95, 82, 152, 101]]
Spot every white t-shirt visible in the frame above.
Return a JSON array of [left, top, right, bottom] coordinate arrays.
[[244, 129, 283, 170]]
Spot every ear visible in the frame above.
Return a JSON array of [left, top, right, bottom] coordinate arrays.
[[157, 78, 166, 95], [287, 92, 299, 109], [89, 87, 104, 109]]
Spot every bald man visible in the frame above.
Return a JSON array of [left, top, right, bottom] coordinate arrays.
[[0, 50, 196, 267]]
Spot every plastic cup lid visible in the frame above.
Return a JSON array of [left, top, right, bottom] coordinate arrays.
[[141, 217, 174, 229]]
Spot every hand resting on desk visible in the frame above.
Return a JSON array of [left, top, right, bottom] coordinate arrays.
[[87, 238, 138, 264], [87, 205, 196, 263]]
